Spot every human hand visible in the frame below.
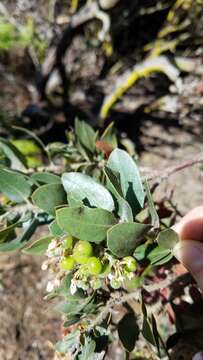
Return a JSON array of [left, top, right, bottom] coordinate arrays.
[[173, 206, 203, 293]]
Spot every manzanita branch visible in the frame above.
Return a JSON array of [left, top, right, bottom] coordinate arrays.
[[87, 290, 140, 332], [143, 154, 203, 182]]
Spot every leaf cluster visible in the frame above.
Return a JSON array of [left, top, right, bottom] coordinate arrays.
[[0, 120, 179, 358]]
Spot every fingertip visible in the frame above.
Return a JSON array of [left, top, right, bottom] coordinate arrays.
[[172, 206, 203, 242], [173, 240, 203, 293]]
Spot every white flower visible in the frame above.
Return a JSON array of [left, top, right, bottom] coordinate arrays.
[[108, 273, 114, 281], [70, 280, 77, 295], [47, 239, 57, 252], [41, 261, 48, 271], [127, 272, 134, 280], [46, 281, 54, 292]]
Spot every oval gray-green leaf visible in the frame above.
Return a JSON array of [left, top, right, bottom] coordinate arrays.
[[107, 149, 145, 211], [23, 235, 54, 255], [0, 168, 31, 203], [62, 172, 114, 212], [0, 137, 27, 170], [107, 222, 151, 257], [75, 119, 97, 153], [49, 220, 66, 237], [157, 228, 179, 250], [31, 172, 61, 185], [148, 246, 173, 266], [104, 166, 133, 222], [142, 317, 156, 346], [0, 221, 20, 244], [32, 183, 67, 216], [144, 180, 159, 228], [56, 206, 116, 243], [118, 313, 139, 352], [0, 237, 25, 252]]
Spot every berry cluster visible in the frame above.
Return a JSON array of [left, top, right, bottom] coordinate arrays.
[[47, 236, 138, 294]]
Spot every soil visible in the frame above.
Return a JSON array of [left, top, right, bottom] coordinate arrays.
[[0, 253, 60, 360]]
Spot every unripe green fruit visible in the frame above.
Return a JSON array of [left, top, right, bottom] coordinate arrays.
[[60, 256, 75, 271], [73, 240, 93, 257], [87, 257, 102, 275], [123, 256, 137, 272], [73, 254, 89, 265], [62, 236, 73, 250], [92, 279, 102, 290], [110, 278, 121, 289], [100, 261, 111, 278]]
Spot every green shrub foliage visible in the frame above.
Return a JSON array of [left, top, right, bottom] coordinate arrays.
[[0, 120, 178, 358]]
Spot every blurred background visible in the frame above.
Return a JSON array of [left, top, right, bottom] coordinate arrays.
[[0, 0, 203, 359]]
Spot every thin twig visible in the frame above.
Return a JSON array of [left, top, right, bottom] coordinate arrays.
[[87, 290, 140, 331], [144, 154, 203, 182]]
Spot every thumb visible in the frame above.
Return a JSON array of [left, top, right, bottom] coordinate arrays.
[[172, 206, 203, 293], [173, 240, 203, 293]]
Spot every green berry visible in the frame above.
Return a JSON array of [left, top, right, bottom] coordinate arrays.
[[92, 279, 102, 290], [123, 256, 137, 272], [73, 240, 93, 256], [73, 255, 89, 265], [100, 261, 111, 278], [62, 236, 73, 250], [60, 256, 75, 271], [110, 279, 121, 289], [87, 257, 102, 275]]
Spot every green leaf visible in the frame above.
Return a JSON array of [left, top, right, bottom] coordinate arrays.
[[56, 330, 80, 354], [63, 317, 80, 328], [22, 235, 53, 255], [107, 149, 145, 212], [11, 139, 40, 155], [118, 313, 139, 352], [62, 172, 114, 212], [0, 218, 39, 252], [133, 243, 150, 261], [0, 221, 19, 243], [101, 122, 117, 148], [148, 246, 173, 266], [140, 292, 147, 317], [144, 180, 159, 228], [12, 139, 42, 168], [31, 172, 61, 184], [104, 166, 133, 222], [0, 168, 31, 203], [56, 206, 116, 244], [0, 137, 27, 170], [78, 337, 96, 360], [67, 192, 83, 207], [49, 220, 66, 237], [55, 301, 84, 315], [151, 314, 160, 354], [13, 125, 48, 157], [142, 317, 155, 346], [0, 237, 25, 252], [32, 183, 67, 215], [75, 119, 97, 153], [47, 273, 77, 299], [157, 228, 179, 250], [107, 222, 151, 257], [55, 296, 93, 316]]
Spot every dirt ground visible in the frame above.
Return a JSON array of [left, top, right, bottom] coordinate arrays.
[[0, 253, 60, 360]]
